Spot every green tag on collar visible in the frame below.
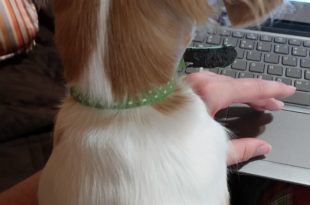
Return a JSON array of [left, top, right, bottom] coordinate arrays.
[[70, 77, 177, 110]]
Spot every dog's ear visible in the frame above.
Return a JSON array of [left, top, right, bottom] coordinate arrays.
[[167, 0, 213, 25], [224, 0, 283, 27]]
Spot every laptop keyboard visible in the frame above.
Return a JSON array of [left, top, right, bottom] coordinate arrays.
[[183, 27, 310, 107]]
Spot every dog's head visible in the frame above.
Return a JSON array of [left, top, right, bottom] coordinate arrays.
[[53, 0, 283, 99]]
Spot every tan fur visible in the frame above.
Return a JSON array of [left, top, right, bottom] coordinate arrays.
[[42, 1, 284, 205], [53, 0, 99, 83], [104, 1, 212, 102], [153, 82, 191, 114], [224, 0, 283, 26], [53, 0, 282, 112], [53, 128, 63, 147], [53, 0, 283, 99], [53, 0, 214, 113]]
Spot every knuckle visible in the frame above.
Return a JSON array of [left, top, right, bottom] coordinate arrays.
[[254, 79, 268, 98], [241, 144, 252, 162]]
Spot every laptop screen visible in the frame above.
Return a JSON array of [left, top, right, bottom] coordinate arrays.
[[277, 0, 310, 23], [289, 0, 310, 3]]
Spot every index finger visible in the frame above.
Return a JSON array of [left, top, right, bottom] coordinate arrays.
[[227, 79, 296, 104], [204, 79, 296, 117]]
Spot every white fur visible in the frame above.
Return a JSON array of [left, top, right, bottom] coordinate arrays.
[[39, 0, 229, 204], [39, 86, 228, 205], [74, 0, 114, 105]]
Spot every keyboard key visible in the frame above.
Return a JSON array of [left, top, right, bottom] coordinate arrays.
[[257, 42, 272, 52], [223, 37, 238, 47], [256, 74, 273, 81], [246, 33, 258, 40], [292, 47, 307, 57], [207, 28, 216, 35], [305, 70, 310, 80], [249, 62, 265, 73], [219, 29, 231, 36], [239, 72, 254, 78], [247, 51, 262, 61], [268, 65, 284, 76], [206, 35, 221, 45], [235, 48, 245, 59], [282, 56, 298, 67], [208, 68, 219, 74], [232, 31, 244, 38], [274, 37, 287, 44], [286, 67, 302, 79], [193, 33, 205, 42], [275, 44, 289, 54], [295, 80, 310, 92], [185, 67, 200, 74], [289, 39, 302, 46], [194, 43, 206, 48], [205, 43, 217, 47], [188, 28, 310, 109], [240, 40, 254, 50], [222, 69, 237, 78], [304, 41, 310, 47], [264, 53, 280, 64], [260, 35, 273, 42], [189, 42, 196, 47], [301, 58, 310, 69], [231, 60, 247, 71], [275, 77, 292, 85], [283, 91, 310, 106], [191, 43, 199, 48]]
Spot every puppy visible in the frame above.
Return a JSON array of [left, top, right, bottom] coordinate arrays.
[[38, 0, 283, 204]]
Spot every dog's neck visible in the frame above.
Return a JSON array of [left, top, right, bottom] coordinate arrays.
[[70, 76, 177, 110], [54, 1, 193, 106]]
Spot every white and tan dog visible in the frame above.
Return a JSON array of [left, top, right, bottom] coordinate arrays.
[[39, 0, 283, 204]]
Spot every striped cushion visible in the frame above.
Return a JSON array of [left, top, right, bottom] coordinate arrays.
[[0, 0, 38, 57]]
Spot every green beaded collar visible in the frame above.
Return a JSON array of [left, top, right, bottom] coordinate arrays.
[[70, 77, 176, 110]]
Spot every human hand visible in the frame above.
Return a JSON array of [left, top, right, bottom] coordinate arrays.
[[186, 71, 296, 166], [0, 172, 40, 205]]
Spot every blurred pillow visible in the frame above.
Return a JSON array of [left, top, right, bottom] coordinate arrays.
[[0, 0, 38, 59]]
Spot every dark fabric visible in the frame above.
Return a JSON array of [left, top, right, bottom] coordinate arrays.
[[260, 182, 310, 205], [0, 133, 52, 191], [229, 174, 273, 205], [0, 8, 64, 191], [229, 174, 310, 205], [0, 10, 64, 143]]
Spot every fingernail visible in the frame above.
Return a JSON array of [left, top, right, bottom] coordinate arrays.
[[276, 100, 285, 108], [255, 144, 272, 156], [288, 85, 297, 91]]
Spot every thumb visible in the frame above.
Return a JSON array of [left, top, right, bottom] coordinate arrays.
[[227, 138, 272, 166]]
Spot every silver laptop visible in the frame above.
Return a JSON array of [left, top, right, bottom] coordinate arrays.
[[187, 0, 310, 186], [223, 0, 310, 186], [278, 0, 310, 24]]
